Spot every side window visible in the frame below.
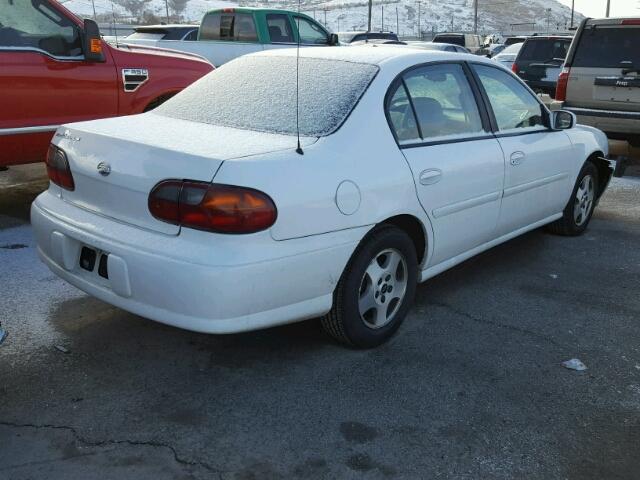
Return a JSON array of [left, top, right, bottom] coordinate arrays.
[[267, 14, 294, 43], [294, 16, 328, 45], [386, 82, 420, 144], [0, 0, 81, 57], [473, 64, 545, 132], [183, 29, 198, 41], [401, 63, 485, 141], [199, 13, 257, 42]]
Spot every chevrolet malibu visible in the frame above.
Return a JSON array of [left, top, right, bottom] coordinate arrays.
[[32, 47, 613, 348]]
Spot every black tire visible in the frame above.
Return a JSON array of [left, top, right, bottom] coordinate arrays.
[[546, 161, 599, 236], [321, 225, 418, 348]]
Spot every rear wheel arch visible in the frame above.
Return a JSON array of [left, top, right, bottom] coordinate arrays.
[[143, 92, 178, 112], [379, 214, 428, 265]]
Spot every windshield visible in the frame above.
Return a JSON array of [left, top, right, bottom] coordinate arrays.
[[573, 26, 640, 68], [156, 55, 379, 137]]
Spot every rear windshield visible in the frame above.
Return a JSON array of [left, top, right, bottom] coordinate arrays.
[[519, 38, 571, 63], [573, 26, 640, 68], [155, 55, 379, 137], [434, 35, 464, 46]]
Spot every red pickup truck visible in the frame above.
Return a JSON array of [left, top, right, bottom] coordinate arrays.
[[0, 0, 213, 167]]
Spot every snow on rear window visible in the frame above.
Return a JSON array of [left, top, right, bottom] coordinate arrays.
[[155, 55, 379, 137]]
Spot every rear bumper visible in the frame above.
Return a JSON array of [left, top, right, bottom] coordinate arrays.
[[554, 105, 640, 137], [31, 192, 364, 334]]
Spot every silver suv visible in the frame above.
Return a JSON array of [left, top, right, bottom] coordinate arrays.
[[552, 17, 640, 165]]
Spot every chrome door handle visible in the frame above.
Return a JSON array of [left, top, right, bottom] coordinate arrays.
[[510, 151, 526, 166], [419, 169, 442, 185]]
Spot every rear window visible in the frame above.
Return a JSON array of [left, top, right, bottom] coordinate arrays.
[[199, 12, 258, 42], [518, 38, 570, 63], [572, 26, 640, 68], [156, 55, 379, 137], [434, 35, 464, 46]]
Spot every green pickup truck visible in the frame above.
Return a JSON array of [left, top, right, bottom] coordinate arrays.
[[119, 8, 339, 66]]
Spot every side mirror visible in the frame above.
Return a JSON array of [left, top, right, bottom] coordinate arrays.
[[328, 33, 339, 46], [552, 110, 576, 130], [83, 19, 105, 62]]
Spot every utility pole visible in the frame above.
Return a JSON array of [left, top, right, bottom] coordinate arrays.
[[324, 8, 327, 26], [164, 0, 169, 23], [570, 0, 574, 28], [546, 8, 551, 33], [416, 1, 421, 39], [382, 5, 384, 31], [473, 0, 478, 34], [606, 0, 611, 17], [91, 0, 97, 21], [396, 6, 399, 35], [368, 0, 373, 32]]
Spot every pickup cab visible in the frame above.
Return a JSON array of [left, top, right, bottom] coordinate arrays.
[[118, 8, 339, 67], [0, 0, 213, 167]]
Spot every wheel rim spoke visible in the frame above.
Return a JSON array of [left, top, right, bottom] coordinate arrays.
[[358, 248, 409, 329]]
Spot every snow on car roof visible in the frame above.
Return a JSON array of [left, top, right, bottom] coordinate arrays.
[[253, 44, 487, 68]]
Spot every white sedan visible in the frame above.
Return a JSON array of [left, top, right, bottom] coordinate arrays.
[[32, 46, 612, 347]]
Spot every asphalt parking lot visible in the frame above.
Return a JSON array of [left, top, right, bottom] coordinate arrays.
[[1, 164, 639, 480]]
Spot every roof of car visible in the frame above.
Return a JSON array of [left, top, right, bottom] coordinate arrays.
[[585, 16, 640, 25], [135, 24, 199, 30], [253, 45, 494, 68]]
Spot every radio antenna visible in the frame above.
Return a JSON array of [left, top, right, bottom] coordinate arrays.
[[295, 0, 304, 155], [111, 1, 119, 48]]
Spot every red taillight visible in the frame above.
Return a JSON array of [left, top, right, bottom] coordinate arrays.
[[621, 19, 640, 25], [555, 67, 570, 101], [46, 144, 75, 191], [149, 180, 277, 234], [511, 63, 519, 74]]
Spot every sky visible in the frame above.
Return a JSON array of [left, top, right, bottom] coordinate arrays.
[[557, 0, 639, 17]]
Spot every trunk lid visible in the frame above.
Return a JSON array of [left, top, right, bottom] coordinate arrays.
[[55, 113, 315, 235]]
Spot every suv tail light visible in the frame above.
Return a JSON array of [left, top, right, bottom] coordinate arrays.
[[46, 144, 75, 191], [149, 180, 277, 234], [555, 67, 571, 101], [511, 63, 519, 74]]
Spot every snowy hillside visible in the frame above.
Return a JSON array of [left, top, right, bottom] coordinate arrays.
[[63, 0, 584, 37]]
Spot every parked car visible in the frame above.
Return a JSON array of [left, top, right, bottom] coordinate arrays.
[[552, 17, 640, 150], [0, 0, 213, 167], [32, 46, 612, 348], [119, 8, 338, 66], [336, 31, 399, 44], [504, 36, 528, 46], [512, 36, 572, 97], [432, 33, 483, 54], [487, 43, 506, 58], [124, 24, 200, 42], [492, 42, 523, 70], [404, 41, 471, 53], [350, 39, 406, 46]]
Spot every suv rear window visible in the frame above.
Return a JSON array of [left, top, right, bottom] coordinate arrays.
[[433, 35, 464, 46], [156, 55, 379, 137], [519, 38, 570, 63], [573, 26, 640, 68]]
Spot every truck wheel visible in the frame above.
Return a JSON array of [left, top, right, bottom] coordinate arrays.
[[321, 225, 417, 348], [547, 161, 599, 236]]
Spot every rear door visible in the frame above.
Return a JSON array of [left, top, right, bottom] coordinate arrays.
[[386, 62, 505, 266], [0, 0, 117, 165], [471, 63, 573, 236], [566, 22, 640, 112]]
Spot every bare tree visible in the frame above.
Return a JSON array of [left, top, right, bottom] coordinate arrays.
[[114, 0, 152, 18], [169, 0, 189, 19]]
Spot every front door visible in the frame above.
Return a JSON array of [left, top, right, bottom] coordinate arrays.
[[0, 0, 117, 165], [471, 64, 573, 236], [386, 62, 505, 267]]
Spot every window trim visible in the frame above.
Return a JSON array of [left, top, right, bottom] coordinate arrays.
[[292, 14, 330, 45], [467, 61, 552, 136], [384, 60, 494, 148], [0, 45, 84, 61]]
